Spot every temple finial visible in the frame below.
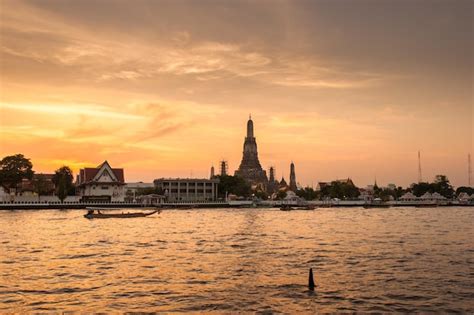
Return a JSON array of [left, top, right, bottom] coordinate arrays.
[[246, 114, 254, 138]]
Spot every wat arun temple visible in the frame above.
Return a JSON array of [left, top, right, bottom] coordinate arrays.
[[234, 116, 297, 194]]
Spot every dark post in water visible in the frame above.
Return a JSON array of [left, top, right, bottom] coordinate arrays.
[[308, 268, 315, 291]]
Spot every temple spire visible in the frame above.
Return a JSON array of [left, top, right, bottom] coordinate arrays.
[[247, 115, 254, 138], [235, 115, 268, 185], [289, 161, 297, 191]]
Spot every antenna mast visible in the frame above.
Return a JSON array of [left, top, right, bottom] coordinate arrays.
[[418, 151, 422, 183], [469, 153, 472, 187]]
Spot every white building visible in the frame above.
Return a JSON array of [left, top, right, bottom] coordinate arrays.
[[419, 192, 433, 200], [457, 192, 470, 201], [153, 178, 219, 202], [431, 192, 447, 201], [284, 190, 301, 202], [399, 192, 417, 201], [0, 186, 11, 202], [418, 192, 447, 203], [125, 182, 154, 199], [359, 187, 374, 201], [77, 161, 126, 202]]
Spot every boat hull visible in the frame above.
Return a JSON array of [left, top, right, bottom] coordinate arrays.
[[84, 210, 160, 219]]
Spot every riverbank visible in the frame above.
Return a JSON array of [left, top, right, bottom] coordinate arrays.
[[0, 200, 472, 210], [0, 201, 232, 210]]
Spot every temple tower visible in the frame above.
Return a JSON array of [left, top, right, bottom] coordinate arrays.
[[289, 161, 297, 191], [235, 115, 268, 186], [269, 166, 275, 182], [267, 166, 278, 194]]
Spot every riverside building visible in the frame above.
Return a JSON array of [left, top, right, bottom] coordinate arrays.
[[153, 178, 219, 202], [76, 161, 126, 202]]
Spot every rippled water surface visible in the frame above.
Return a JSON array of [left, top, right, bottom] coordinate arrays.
[[1, 207, 473, 312]]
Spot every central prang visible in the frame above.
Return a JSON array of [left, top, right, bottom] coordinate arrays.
[[234, 115, 268, 189]]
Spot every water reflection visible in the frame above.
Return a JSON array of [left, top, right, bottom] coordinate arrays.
[[0, 208, 473, 312]]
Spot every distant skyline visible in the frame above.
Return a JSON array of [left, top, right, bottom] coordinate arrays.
[[0, 0, 472, 187]]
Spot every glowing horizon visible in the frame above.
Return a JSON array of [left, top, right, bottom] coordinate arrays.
[[1, 0, 472, 187]]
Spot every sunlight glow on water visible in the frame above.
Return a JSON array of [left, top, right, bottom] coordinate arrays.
[[0, 207, 473, 312]]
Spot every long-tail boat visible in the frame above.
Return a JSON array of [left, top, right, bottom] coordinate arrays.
[[296, 205, 316, 210], [84, 209, 161, 219], [280, 204, 294, 211]]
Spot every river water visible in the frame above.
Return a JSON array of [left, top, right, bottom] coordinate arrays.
[[0, 207, 473, 312]]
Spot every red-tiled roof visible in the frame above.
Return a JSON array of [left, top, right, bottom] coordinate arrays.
[[112, 168, 124, 183], [20, 175, 55, 193], [79, 161, 124, 184], [83, 168, 99, 182]]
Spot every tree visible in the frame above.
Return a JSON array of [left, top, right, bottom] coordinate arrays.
[[378, 188, 395, 201], [411, 175, 454, 198], [0, 154, 34, 194], [52, 166, 74, 202], [456, 186, 474, 196], [56, 177, 68, 202], [254, 190, 268, 200], [395, 186, 406, 199], [321, 180, 360, 200], [33, 174, 50, 201], [276, 190, 287, 200], [433, 175, 454, 198], [411, 181, 432, 197], [296, 187, 318, 200], [373, 185, 405, 201], [216, 175, 251, 198]]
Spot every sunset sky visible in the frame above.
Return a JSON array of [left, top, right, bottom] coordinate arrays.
[[0, 0, 472, 187]]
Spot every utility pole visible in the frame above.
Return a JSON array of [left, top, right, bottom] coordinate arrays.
[[469, 153, 472, 187]]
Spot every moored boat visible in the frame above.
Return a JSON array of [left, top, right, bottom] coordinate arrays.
[[296, 205, 316, 210], [280, 205, 294, 211], [318, 204, 332, 208], [363, 204, 391, 209], [415, 203, 438, 208]]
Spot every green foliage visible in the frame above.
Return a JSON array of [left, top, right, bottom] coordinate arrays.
[[32, 174, 51, 199], [456, 186, 474, 196], [433, 175, 455, 198], [216, 175, 251, 198], [276, 190, 287, 200], [0, 154, 34, 193], [320, 181, 360, 200], [53, 166, 74, 202], [254, 190, 268, 200], [296, 187, 318, 200], [377, 189, 394, 201], [374, 186, 406, 201], [57, 177, 68, 202], [411, 175, 454, 198], [411, 181, 431, 196], [395, 186, 406, 199]]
